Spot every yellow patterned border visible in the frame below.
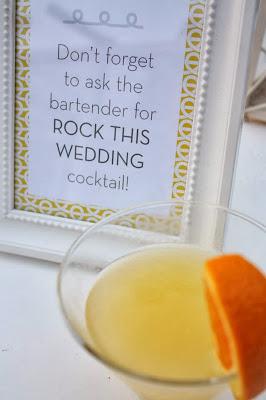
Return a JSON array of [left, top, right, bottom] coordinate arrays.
[[172, 0, 205, 200], [14, 0, 206, 223]]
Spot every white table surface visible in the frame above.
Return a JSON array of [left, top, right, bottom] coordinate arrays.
[[0, 122, 265, 400]]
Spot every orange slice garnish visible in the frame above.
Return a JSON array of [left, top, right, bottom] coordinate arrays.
[[204, 254, 266, 400]]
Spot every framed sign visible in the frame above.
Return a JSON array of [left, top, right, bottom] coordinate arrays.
[[0, 0, 260, 261]]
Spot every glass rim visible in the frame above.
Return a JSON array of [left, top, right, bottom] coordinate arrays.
[[58, 199, 265, 387]]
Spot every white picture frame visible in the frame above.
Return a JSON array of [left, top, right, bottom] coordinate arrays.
[[0, 0, 260, 262]]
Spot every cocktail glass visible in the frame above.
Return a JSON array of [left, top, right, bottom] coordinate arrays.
[[58, 200, 265, 400]]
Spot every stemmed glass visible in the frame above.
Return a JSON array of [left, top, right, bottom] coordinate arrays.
[[58, 200, 265, 400]]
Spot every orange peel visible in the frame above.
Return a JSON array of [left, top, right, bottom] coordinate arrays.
[[204, 254, 266, 399]]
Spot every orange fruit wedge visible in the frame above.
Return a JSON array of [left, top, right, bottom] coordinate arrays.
[[204, 254, 266, 400]]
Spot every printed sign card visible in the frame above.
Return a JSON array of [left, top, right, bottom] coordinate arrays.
[[15, 0, 206, 221]]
